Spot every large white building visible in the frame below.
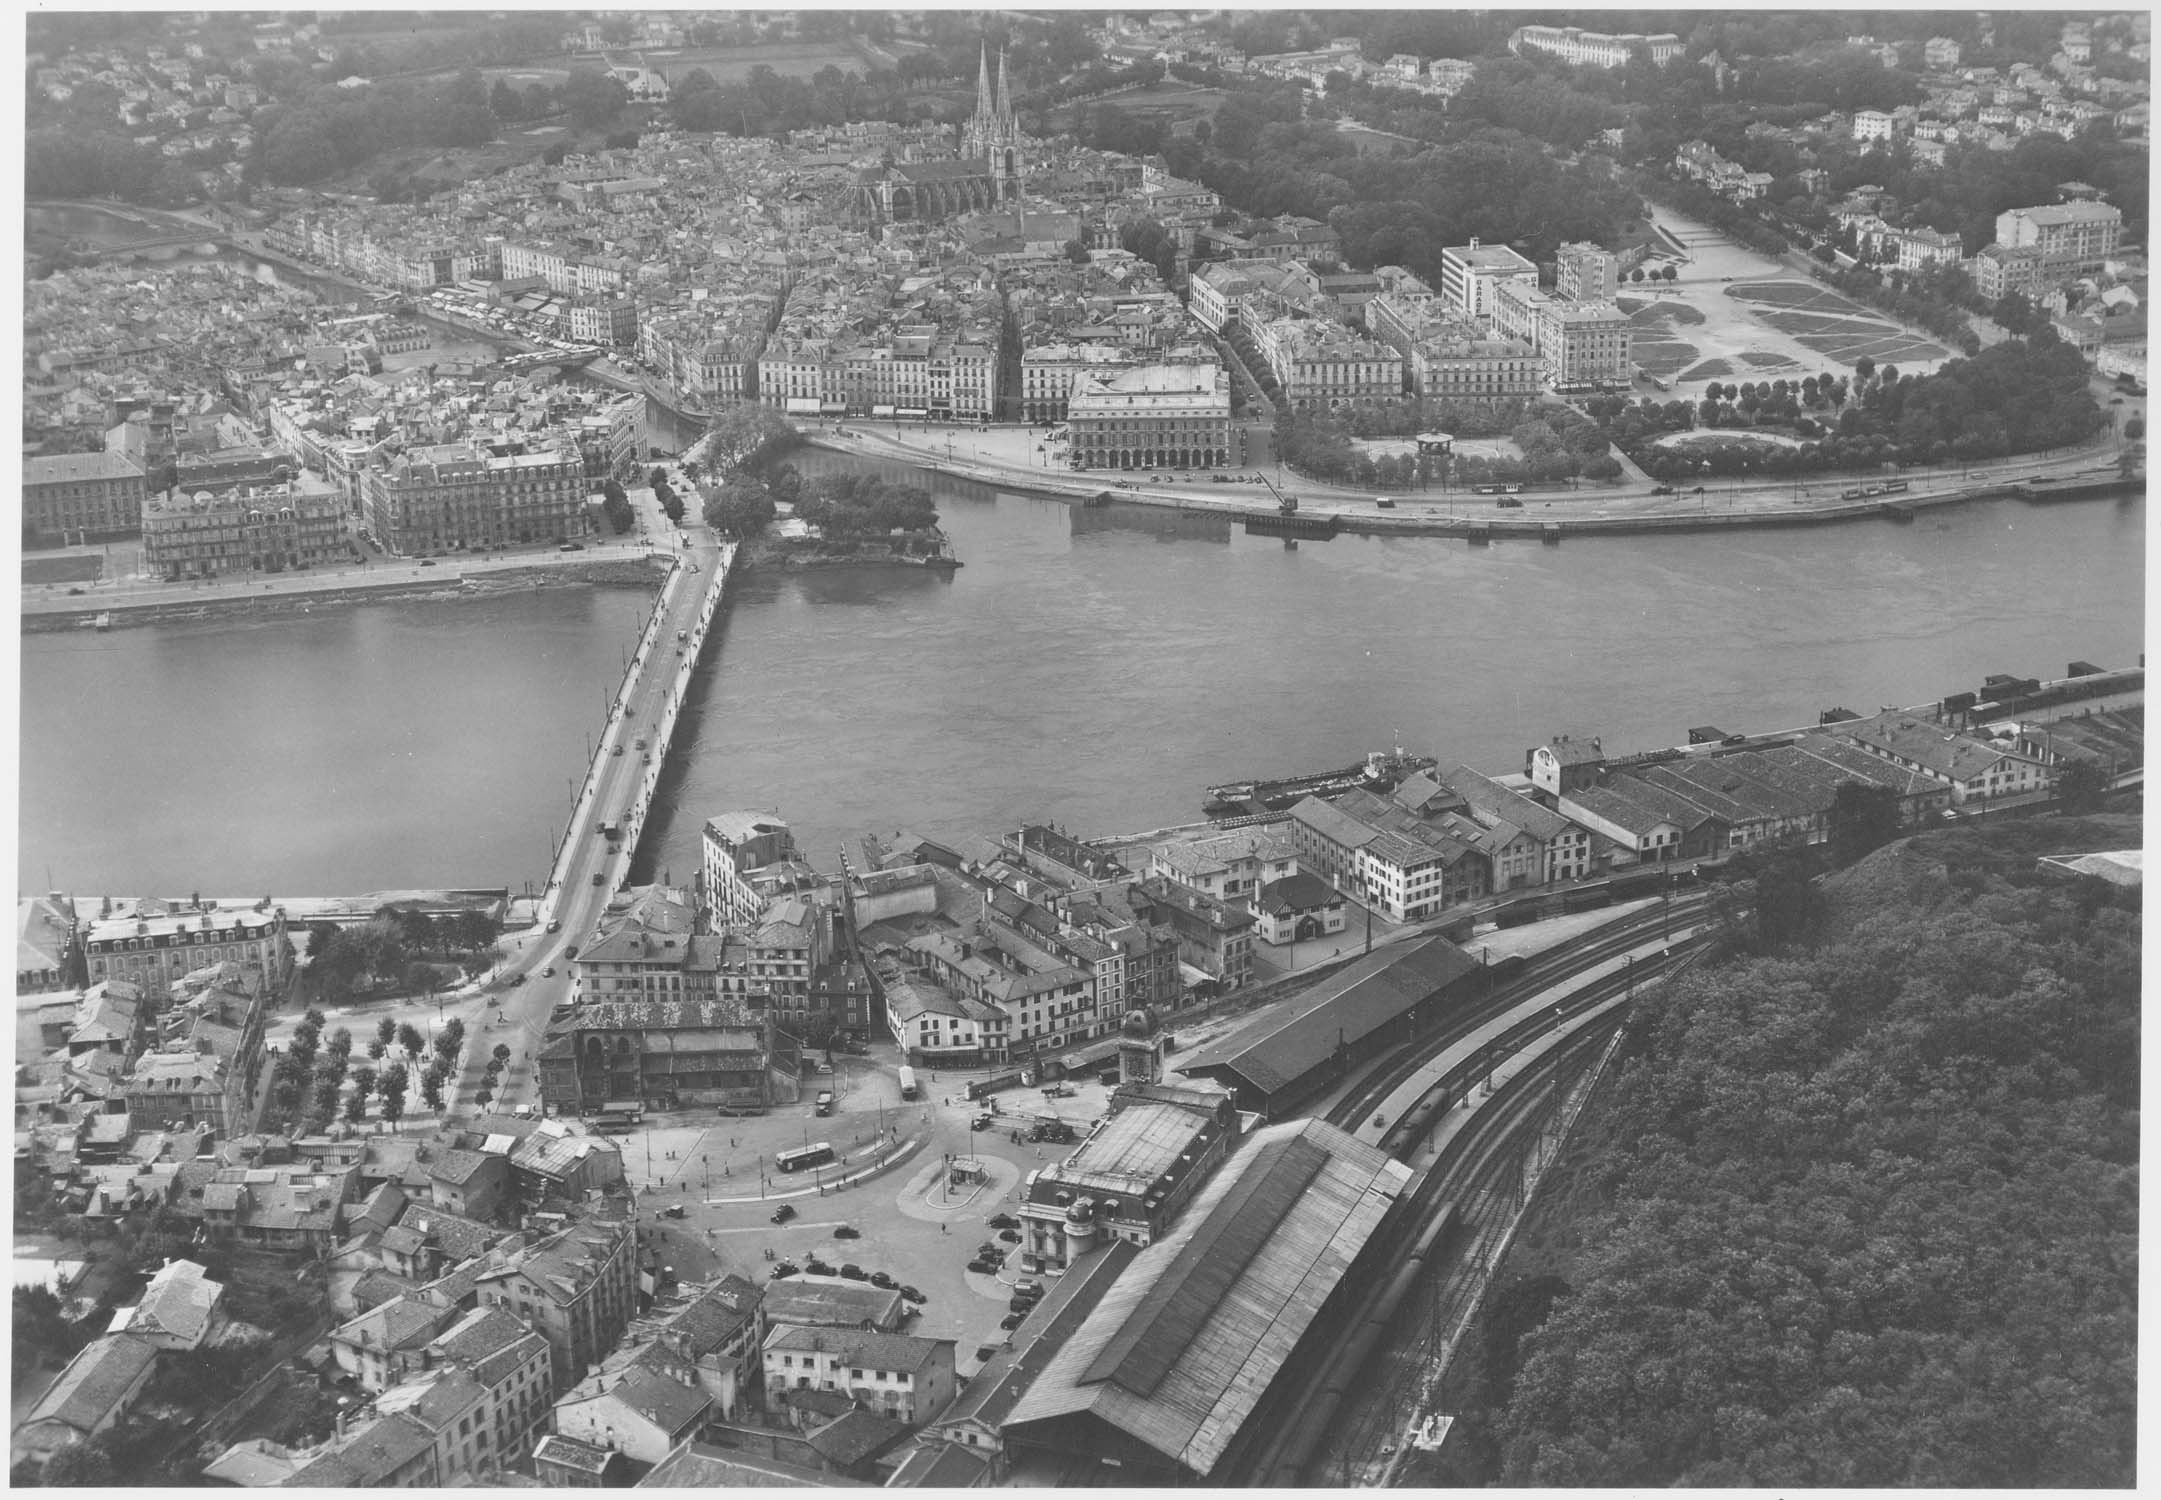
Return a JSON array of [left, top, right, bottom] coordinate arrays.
[[1995, 201, 2123, 268], [1437, 240, 1538, 322], [1491, 283, 1634, 390], [1509, 24, 1685, 68], [1065, 364, 1233, 470]]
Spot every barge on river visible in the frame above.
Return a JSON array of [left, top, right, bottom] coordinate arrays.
[[1204, 749, 1437, 820]]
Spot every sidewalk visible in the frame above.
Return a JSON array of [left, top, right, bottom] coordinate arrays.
[[822, 418, 2124, 535], [21, 534, 670, 617]]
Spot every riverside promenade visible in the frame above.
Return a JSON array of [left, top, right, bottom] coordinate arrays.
[[815, 419, 2138, 538]]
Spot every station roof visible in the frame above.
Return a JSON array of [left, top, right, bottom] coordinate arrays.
[[1000, 1119, 1411, 1477], [1176, 935, 1479, 1100]]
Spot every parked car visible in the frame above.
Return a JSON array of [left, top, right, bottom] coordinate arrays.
[[998, 1228, 1022, 1244], [418, 559, 436, 567], [901, 1286, 926, 1304], [839, 1263, 866, 1280], [833, 1225, 862, 1240], [999, 1314, 1025, 1331], [565, 946, 579, 960], [869, 1271, 897, 1289], [987, 1213, 1020, 1230], [542, 965, 556, 977], [660, 1204, 686, 1219], [966, 1259, 995, 1274], [976, 1242, 1001, 1259], [805, 1259, 835, 1276], [975, 1343, 1002, 1363], [1014, 1280, 1044, 1300], [1497, 497, 1524, 508], [770, 1205, 796, 1224], [770, 1261, 799, 1279], [1008, 1295, 1036, 1315], [971, 1115, 994, 1131], [546, 920, 561, 933]]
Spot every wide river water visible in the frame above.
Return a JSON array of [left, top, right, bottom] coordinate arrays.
[[21, 446, 2142, 897], [19, 215, 2147, 893]]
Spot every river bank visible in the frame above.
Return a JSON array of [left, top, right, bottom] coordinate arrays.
[[812, 425, 2140, 538], [22, 557, 666, 633]]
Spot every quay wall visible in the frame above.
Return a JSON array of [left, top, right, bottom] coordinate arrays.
[[807, 430, 2139, 539]]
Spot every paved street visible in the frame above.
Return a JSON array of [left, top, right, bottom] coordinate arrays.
[[609, 1054, 1106, 1375], [435, 521, 730, 1115]]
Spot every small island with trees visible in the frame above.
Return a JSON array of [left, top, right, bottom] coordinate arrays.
[[698, 406, 960, 572]]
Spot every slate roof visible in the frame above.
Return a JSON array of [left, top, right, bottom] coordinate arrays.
[[332, 1294, 451, 1354], [1442, 764, 1575, 843], [23, 1332, 158, 1436], [564, 1363, 712, 1436], [765, 1324, 949, 1372], [285, 1411, 435, 1486], [636, 1440, 863, 1488], [1286, 795, 1380, 853], [888, 1441, 993, 1487], [761, 1276, 906, 1330], [804, 1405, 911, 1465], [533, 1433, 617, 1475], [112, 1258, 222, 1344], [1254, 872, 1344, 916], [1177, 935, 1479, 1099], [642, 1273, 762, 1358]]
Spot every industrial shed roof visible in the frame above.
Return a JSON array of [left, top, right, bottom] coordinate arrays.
[[1175, 935, 1478, 1100], [1000, 1119, 1411, 1477]]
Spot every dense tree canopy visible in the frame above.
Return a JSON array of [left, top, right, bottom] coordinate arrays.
[[1499, 818, 2139, 1486]]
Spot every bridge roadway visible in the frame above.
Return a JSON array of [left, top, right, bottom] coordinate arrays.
[[447, 523, 736, 1115]]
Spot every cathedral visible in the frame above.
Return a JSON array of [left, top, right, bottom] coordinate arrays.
[[849, 44, 1023, 227]]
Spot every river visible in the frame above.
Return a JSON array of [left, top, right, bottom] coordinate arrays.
[[18, 219, 2148, 897], [17, 449, 2143, 898], [20, 589, 657, 896]]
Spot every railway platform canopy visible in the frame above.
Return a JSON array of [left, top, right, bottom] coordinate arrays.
[[1175, 935, 1482, 1115], [1000, 1118, 1411, 1482]]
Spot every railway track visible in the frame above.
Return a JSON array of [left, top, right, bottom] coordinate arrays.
[[1223, 908, 1724, 1486], [1325, 888, 1709, 1133], [1226, 1015, 1620, 1485]]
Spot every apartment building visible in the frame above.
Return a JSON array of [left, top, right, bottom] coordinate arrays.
[[761, 1327, 957, 1426], [1491, 283, 1634, 389], [1555, 241, 1621, 303], [474, 1215, 640, 1390], [1367, 295, 1543, 398], [141, 481, 347, 580], [360, 442, 591, 554], [1249, 316, 1404, 409], [22, 450, 148, 542], [81, 899, 290, 1001]]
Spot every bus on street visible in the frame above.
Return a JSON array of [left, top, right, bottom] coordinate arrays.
[[898, 1065, 917, 1101], [777, 1142, 837, 1173]]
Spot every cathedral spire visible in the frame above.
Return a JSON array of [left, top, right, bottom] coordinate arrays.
[[975, 42, 995, 126], [995, 45, 1013, 125]]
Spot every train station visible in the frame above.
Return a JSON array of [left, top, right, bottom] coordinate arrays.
[[1174, 935, 1489, 1117]]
